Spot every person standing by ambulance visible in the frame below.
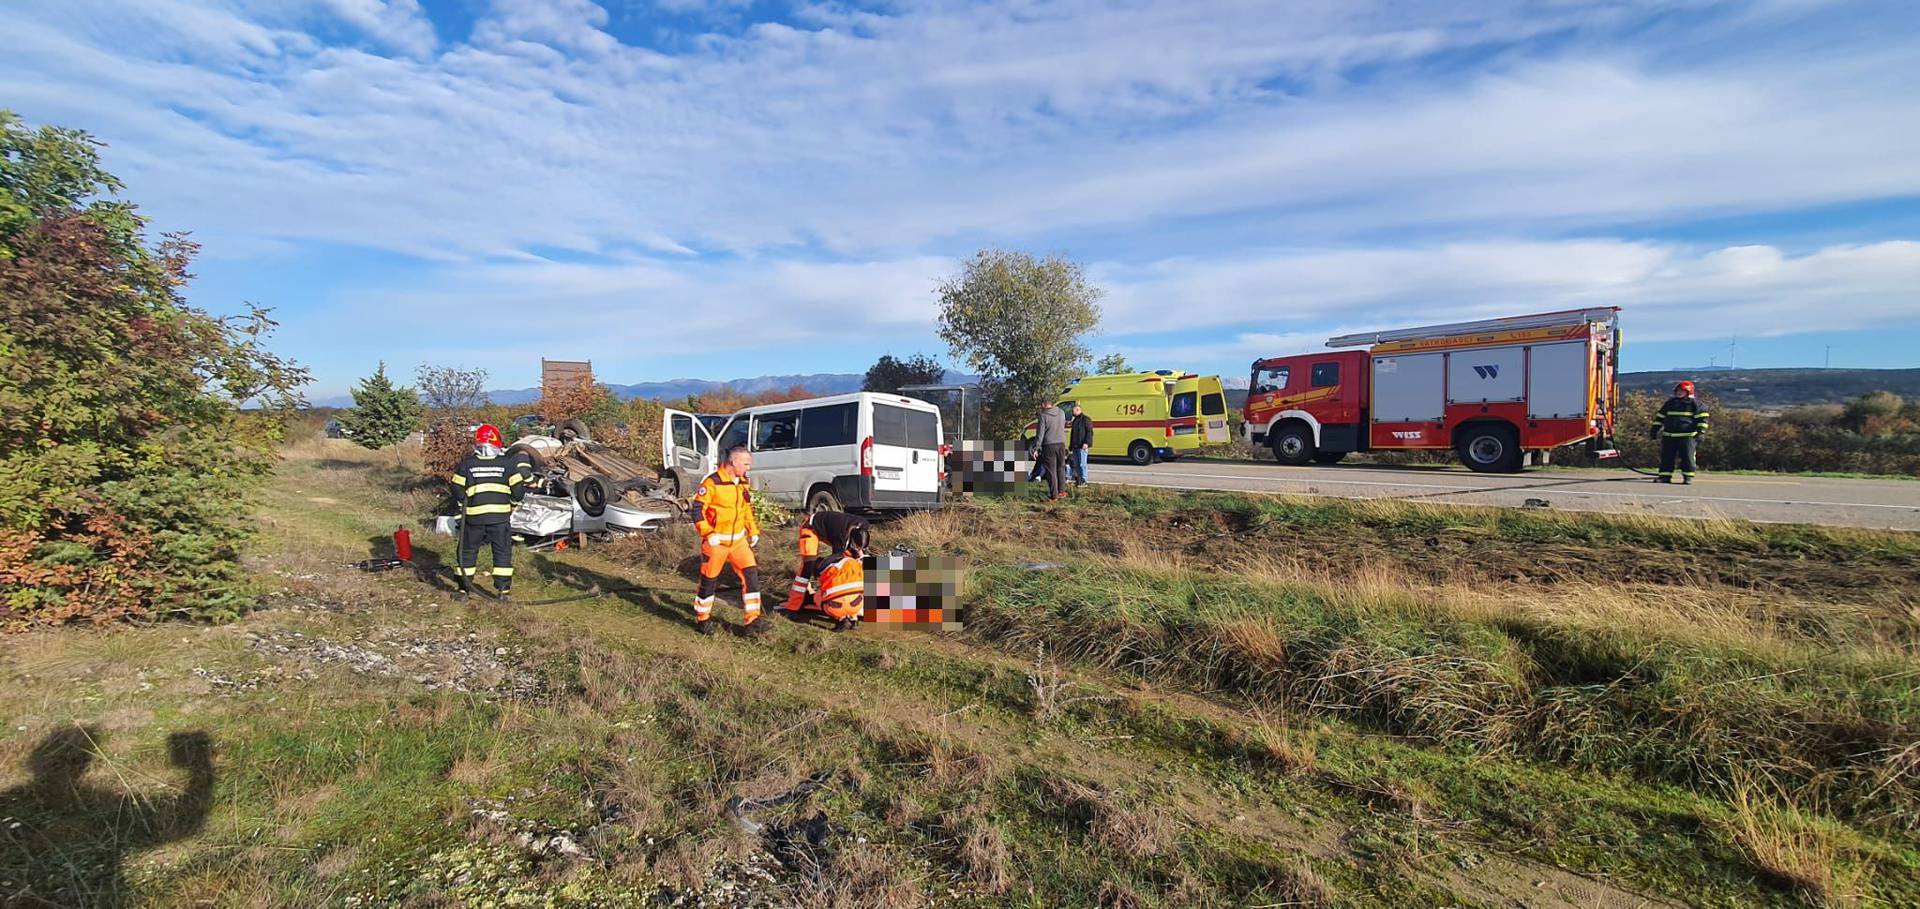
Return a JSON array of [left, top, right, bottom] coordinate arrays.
[[1067, 403, 1094, 487], [1651, 381, 1710, 484], [450, 424, 526, 601], [1035, 399, 1068, 501], [692, 445, 765, 636]]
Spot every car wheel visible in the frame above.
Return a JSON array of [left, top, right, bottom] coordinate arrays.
[[558, 419, 591, 443], [807, 488, 843, 514], [573, 474, 611, 517], [1271, 424, 1315, 466], [1127, 441, 1154, 466], [1458, 425, 1523, 473]]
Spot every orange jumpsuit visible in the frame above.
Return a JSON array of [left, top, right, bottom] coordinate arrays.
[[813, 553, 865, 622], [692, 467, 762, 625]]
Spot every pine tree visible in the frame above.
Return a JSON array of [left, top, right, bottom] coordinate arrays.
[[342, 362, 423, 449]]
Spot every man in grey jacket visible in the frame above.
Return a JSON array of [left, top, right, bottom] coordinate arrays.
[[1035, 399, 1068, 501]]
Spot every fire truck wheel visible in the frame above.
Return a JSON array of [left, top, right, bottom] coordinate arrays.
[[1458, 424, 1523, 473], [1270, 423, 1316, 466], [1127, 440, 1155, 466]]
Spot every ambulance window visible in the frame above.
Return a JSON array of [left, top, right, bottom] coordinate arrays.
[[753, 410, 800, 451], [1201, 392, 1225, 415], [1171, 392, 1197, 418], [1311, 362, 1340, 388], [1255, 366, 1289, 393], [799, 403, 857, 448]]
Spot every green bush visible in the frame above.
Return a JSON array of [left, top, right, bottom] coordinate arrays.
[[0, 111, 307, 628]]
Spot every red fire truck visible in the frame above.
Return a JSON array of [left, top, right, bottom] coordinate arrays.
[[1241, 308, 1622, 472]]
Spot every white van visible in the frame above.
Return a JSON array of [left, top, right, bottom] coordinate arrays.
[[661, 392, 945, 514]]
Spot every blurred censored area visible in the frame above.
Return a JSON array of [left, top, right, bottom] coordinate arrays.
[[865, 551, 966, 630], [950, 439, 1031, 497]]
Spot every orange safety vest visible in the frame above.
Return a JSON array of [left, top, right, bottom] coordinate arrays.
[[814, 553, 864, 619], [693, 467, 760, 543]]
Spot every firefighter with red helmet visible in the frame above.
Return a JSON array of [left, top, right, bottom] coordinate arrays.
[[778, 509, 870, 619], [692, 445, 764, 636], [451, 424, 527, 599], [1651, 381, 1710, 484]]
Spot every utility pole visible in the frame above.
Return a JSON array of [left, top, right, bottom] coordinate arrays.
[[1825, 346, 1831, 368], [1728, 337, 1737, 370]]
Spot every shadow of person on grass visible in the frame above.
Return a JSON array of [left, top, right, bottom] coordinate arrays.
[[365, 530, 460, 595], [0, 727, 213, 908]]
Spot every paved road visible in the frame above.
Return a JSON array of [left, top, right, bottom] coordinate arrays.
[[1092, 459, 1920, 531]]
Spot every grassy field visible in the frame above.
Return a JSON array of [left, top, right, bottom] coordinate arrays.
[[3, 439, 1917, 907]]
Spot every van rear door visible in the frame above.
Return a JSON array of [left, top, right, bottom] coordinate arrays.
[[662, 408, 717, 494], [870, 400, 941, 495], [1199, 378, 1230, 443]]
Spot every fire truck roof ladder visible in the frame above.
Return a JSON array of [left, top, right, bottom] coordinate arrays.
[[1325, 307, 1620, 349]]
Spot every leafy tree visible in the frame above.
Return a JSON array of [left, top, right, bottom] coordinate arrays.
[[863, 353, 946, 394], [341, 363, 422, 450], [1, 111, 308, 628], [1095, 353, 1132, 375], [935, 249, 1102, 435], [1843, 391, 1905, 434]]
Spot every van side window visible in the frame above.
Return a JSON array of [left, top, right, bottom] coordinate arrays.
[[799, 403, 857, 448], [1311, 362, 1340, 388], [1254, 366, 1289, 393], [753, 410, 800, 451], [1201, 392, 1225, 416], [1171, 392, 1197, 418], [671, 414, 694, 450], [717, 417, 749, 456]]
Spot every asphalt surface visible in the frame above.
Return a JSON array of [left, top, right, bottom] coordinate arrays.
[[1092, 459, 1920, 531]]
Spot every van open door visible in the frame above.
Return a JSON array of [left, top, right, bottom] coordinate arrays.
[[661, 408, 716, 498]]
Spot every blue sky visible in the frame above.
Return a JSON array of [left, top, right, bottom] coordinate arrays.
[[6, 0, 1918, 397]]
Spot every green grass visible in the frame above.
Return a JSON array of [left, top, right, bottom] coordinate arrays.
[[4, 440, 1918, 907]]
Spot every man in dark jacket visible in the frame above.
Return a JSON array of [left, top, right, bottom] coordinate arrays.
[[1650, 381, 1710, 484], [1067, 404, 1094, 487], [451, 424, 527, 599]]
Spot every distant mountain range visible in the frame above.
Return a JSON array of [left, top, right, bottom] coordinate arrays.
[[310, 371, 975, 409]]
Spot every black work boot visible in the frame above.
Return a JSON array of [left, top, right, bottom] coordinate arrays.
[[495, 588, 513, 603], [832, 617, 859, 633], [743, 619, 771, 638], [455, 577, 474, 599], [696, 619, 718, 636]]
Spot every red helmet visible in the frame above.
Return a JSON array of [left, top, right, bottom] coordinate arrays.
[[1675, 381, 1695, 396], [474, 424, 503, 447]]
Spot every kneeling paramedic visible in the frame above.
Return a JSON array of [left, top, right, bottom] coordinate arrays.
[[779, 509, 870, 616], [812, 526, 869, 633], [692, 445, 765, 636], [452, 424, 526, 600], [1651, 380, 1710, 484]]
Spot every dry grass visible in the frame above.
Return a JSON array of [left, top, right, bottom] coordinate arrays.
[[893, 508, 964, 552], [1723, 776, 1860, 906]]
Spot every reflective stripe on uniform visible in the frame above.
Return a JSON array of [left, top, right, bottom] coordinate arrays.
[[694, 596, 714, 618], [467, 482, 513, 496], [459, 567, 478, 577], [466, 503, 514, 516], [451, 474, 467, 485], [821, 581, 864, 599], [492, 567, 514, 577], [507, 474, 525, 486]]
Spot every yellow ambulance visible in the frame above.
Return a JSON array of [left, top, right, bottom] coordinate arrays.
[[1054, 371, 1230, 464]]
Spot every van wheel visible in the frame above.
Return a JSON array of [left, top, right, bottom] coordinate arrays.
[[1127, 441, 1155, 466], [807, 488, 843, 514], [1271, 424, 1315, 466], [1458, 424, 1523, 473]]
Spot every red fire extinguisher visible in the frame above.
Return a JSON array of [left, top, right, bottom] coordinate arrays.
[[393, 525, 413, 563]]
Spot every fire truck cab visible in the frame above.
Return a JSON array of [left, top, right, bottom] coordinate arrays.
[[1242, 308, 1622, 472]]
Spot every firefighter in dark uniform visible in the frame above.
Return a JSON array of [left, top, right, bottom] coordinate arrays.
[[451, 424, 527, 599], [1651, 381, 1710, 484], [778, 509, 870, 619]]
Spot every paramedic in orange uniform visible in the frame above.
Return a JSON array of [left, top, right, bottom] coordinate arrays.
[[812, 526, 868, 633], [692, 445, 764, 636]]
